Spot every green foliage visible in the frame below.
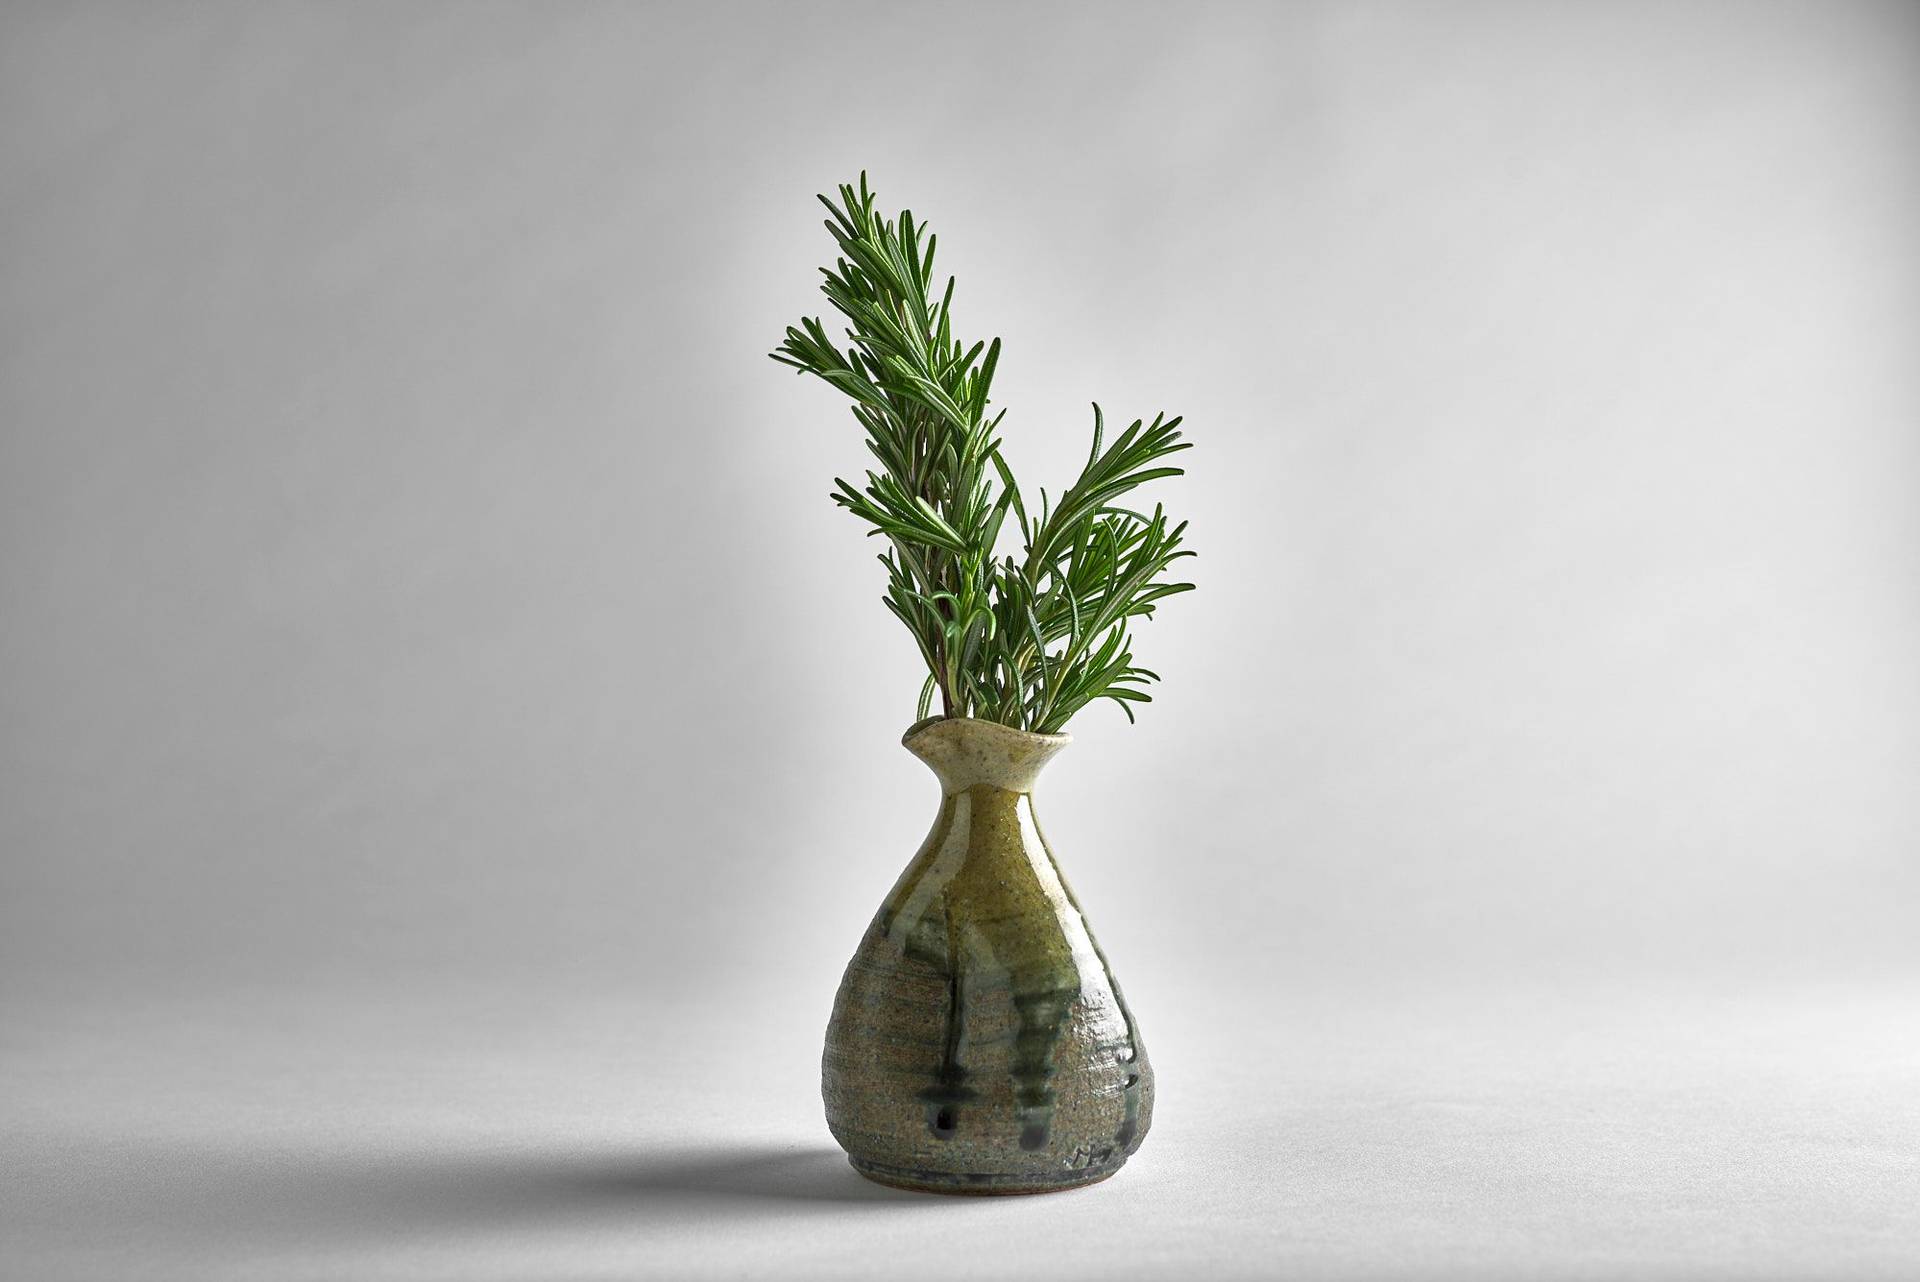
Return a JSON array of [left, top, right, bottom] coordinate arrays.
[[772, 175, 1195, 733]]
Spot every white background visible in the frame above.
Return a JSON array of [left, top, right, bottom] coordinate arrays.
[[4, 3, 1917, 1278]]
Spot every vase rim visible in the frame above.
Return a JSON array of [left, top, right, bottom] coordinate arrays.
[[902, 714, 1072, 749]]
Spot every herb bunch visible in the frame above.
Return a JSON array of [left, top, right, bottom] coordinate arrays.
[[772, 175, 1195, 734]]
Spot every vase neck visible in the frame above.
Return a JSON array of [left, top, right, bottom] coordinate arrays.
[[903, 716, 1071, 794]]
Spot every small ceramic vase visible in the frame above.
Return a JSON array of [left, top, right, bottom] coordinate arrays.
[[823, 715, 1153, 1194]]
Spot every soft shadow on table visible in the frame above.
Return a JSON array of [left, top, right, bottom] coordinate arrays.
[[524, 1143, 918, 1207], [10, 1140, 960, 1277], [272, 1142, 946, 1228], [54, 1141, 949, 1239]]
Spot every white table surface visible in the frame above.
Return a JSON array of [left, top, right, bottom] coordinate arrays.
[[5, 979, 1916, 1281]]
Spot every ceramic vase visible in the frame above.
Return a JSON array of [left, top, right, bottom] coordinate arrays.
[[823, 715, 1153, 1194]]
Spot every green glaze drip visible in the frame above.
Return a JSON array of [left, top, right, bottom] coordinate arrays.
[[954, 783, 1082, 1151], [882, 784, 1081, 1148], [1036, 815, 1145, 1149], [1011, 985, 1074, 1148]]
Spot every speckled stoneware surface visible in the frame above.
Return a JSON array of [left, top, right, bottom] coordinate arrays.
[[823, 716, 1153, 1194]]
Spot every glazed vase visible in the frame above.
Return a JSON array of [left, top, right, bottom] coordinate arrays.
[[823, 715, 1153, 1194]]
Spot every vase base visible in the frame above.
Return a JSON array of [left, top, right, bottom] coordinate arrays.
[[848, 1155, 1126, 1196]]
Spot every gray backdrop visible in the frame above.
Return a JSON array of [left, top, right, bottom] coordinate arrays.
[[4, 3, 1917, 1280]]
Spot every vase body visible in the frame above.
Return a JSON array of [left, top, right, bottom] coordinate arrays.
[[823, 716, 1153, 1194]]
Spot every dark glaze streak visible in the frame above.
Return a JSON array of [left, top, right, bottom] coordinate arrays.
[[917, 898, 974, 1139], [1110, 985, 1144, 1149], [1115, 1071, 1141, 1148], [1010, 981, 1075, 1150]]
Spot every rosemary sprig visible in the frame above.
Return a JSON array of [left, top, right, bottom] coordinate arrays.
[[772, 175, 1195, 733]]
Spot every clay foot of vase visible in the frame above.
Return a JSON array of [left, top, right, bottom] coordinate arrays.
[[847, 1155, 1128, 1196]]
